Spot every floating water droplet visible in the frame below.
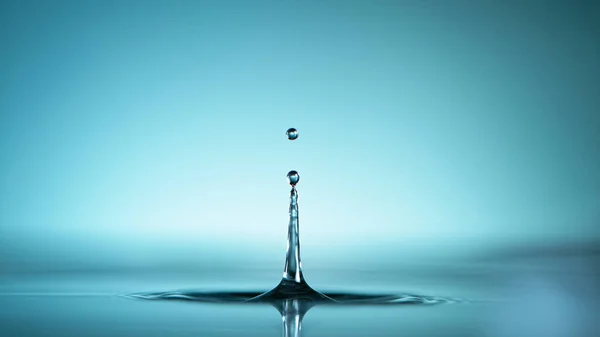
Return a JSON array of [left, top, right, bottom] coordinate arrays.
[[286, 128, 298, 140], [287, 170, 300, 186]]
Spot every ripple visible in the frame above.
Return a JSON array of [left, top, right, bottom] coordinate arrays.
[[124, 277, 466, 308], [126, 290, 461, 305]]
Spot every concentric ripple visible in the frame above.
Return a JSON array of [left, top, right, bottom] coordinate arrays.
[[125, 289, 462, 306]]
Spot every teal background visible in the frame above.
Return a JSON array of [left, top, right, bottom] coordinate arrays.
[[1, 0, 599, 277]]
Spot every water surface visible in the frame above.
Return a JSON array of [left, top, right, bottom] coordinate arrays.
[[1, 243, 597, 337]]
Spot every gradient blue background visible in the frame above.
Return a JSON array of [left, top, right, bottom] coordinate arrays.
[[1, 0, 598, 278]]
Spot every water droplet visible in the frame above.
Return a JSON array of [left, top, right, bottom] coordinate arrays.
[[287, 170, 300, 186], [286, 128, 298, 140]]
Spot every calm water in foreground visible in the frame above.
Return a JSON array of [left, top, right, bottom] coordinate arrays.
[[0, 245, 598, 337]]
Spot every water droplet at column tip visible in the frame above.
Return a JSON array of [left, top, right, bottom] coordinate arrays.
[[287, 170, 300, 186]]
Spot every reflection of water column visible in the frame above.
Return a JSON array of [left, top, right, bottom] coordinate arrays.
[[279, 299, 306, 337], [283, 186, 303, 283]]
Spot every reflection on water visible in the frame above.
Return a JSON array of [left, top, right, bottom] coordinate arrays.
[[279, 300, 303, 337], [127, 284, 462, 336], [0, 242, 598, 337]]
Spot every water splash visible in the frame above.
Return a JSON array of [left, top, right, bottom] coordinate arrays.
[[127, 127, 464, 311]]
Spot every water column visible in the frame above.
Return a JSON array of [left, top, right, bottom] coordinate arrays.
[[283, 172, 303, 283]]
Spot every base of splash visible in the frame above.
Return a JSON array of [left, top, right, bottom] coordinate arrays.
[[125, 278, 460, 306]]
